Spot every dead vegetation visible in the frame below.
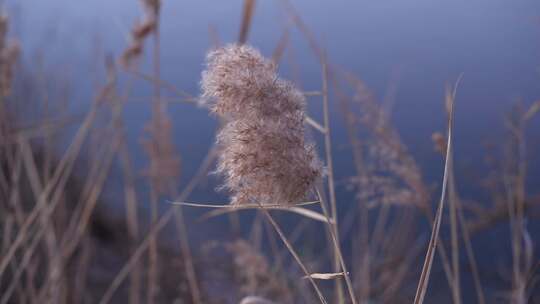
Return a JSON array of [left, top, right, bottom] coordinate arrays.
[[0, 1, 539, 303]]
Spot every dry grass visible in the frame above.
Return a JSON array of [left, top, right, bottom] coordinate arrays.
[[1, 1, 539, 304]]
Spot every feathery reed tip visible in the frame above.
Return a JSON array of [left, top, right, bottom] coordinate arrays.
[[201, 44, 321, 205]]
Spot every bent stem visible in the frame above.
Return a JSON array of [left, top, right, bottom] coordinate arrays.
[[259, 206, 328, 304], [319, 60, 346, 303], [315, 186, 358, 304], [413, 82, 456, 304]]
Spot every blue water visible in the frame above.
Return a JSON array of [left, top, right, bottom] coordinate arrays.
[[6, 0, 540, 302]]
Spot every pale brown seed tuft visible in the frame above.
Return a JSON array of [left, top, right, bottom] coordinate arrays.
[[201, 44, 322, 205]]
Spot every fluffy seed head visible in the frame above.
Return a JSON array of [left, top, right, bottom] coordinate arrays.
[[201, 44, 321, 205], [201, 45, 283, 117]]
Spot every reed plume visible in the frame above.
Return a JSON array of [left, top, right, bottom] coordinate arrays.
[[121, 0, 161, 66], [342, 74, 429, 209], [141, 113, 181, 195], [201, 44, 321, 205]]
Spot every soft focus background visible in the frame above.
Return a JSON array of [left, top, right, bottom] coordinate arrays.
[[1, 0, 540, 303]]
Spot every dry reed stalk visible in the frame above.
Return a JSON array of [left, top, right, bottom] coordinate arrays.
[[2, 131, 74, 301], [18, 137, 62, 303], [4, 115, 84, 143], [2, 55, 137, 302], [64, 130, 115, 234], [40, 63, 123, 293], [169, 188, 202, 304], [357, 203, 370, 304], [134, 1, 163, 301], [314, 61, 360, 304], [260, 217, 288, 281], [278, 0, 324, 61], [118, 140, 142, 304], [345, 70, 462, 299], [271, 29, 289, 64], [147, 187, 159, 304], [332, 70, 429, 301], [98, 206, 172, 304], [274, 218, 310, 264], [413, 80, 456, 304], [98, 142, 218, 304], [0, 90, 102, 277], [59, 130, 120, 254], [329, 68, 375, 302], [0, 14, 19, 98], [193, 202, 330, 224], [72, 238, 91, 302], [103, 62, 144, 301], [0, 17, 36, 300], [0, 217, 12, 254], [432, 122, 486, 304], [502, 102, 537, 303], [123, 52, 202, 302], [319, 60, 345, 304], [378, 239, 424, 303], [32, 124, 121, 303], [131, 2, 202, 300], [0, 223, 45, 304], [440, 80, 499, 304], [5, 150, 23, 226], [343, 76, 444, 299], [208, 24, 222, 48], [125, 68, 197, 103], [145, 75, 201, 303], [26, 261, 39, 302], [91, 59, 144, 303], [459, 218, 486, 303], [334, 76, 440, 302], [445, 84, 462, 304], [0, 11, 20, 229], [2, 155, 33, 302], [0, 152, 27, 303], [260, 207, 328, 304], [314, 186, 357, 304], [37, 52, 72, 304], [249, 211, 264, 247], [0, 63, 111, 301], [238, 0, 256, 45]]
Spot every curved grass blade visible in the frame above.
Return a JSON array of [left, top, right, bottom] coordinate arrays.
[[413, 77, 459, 304]]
